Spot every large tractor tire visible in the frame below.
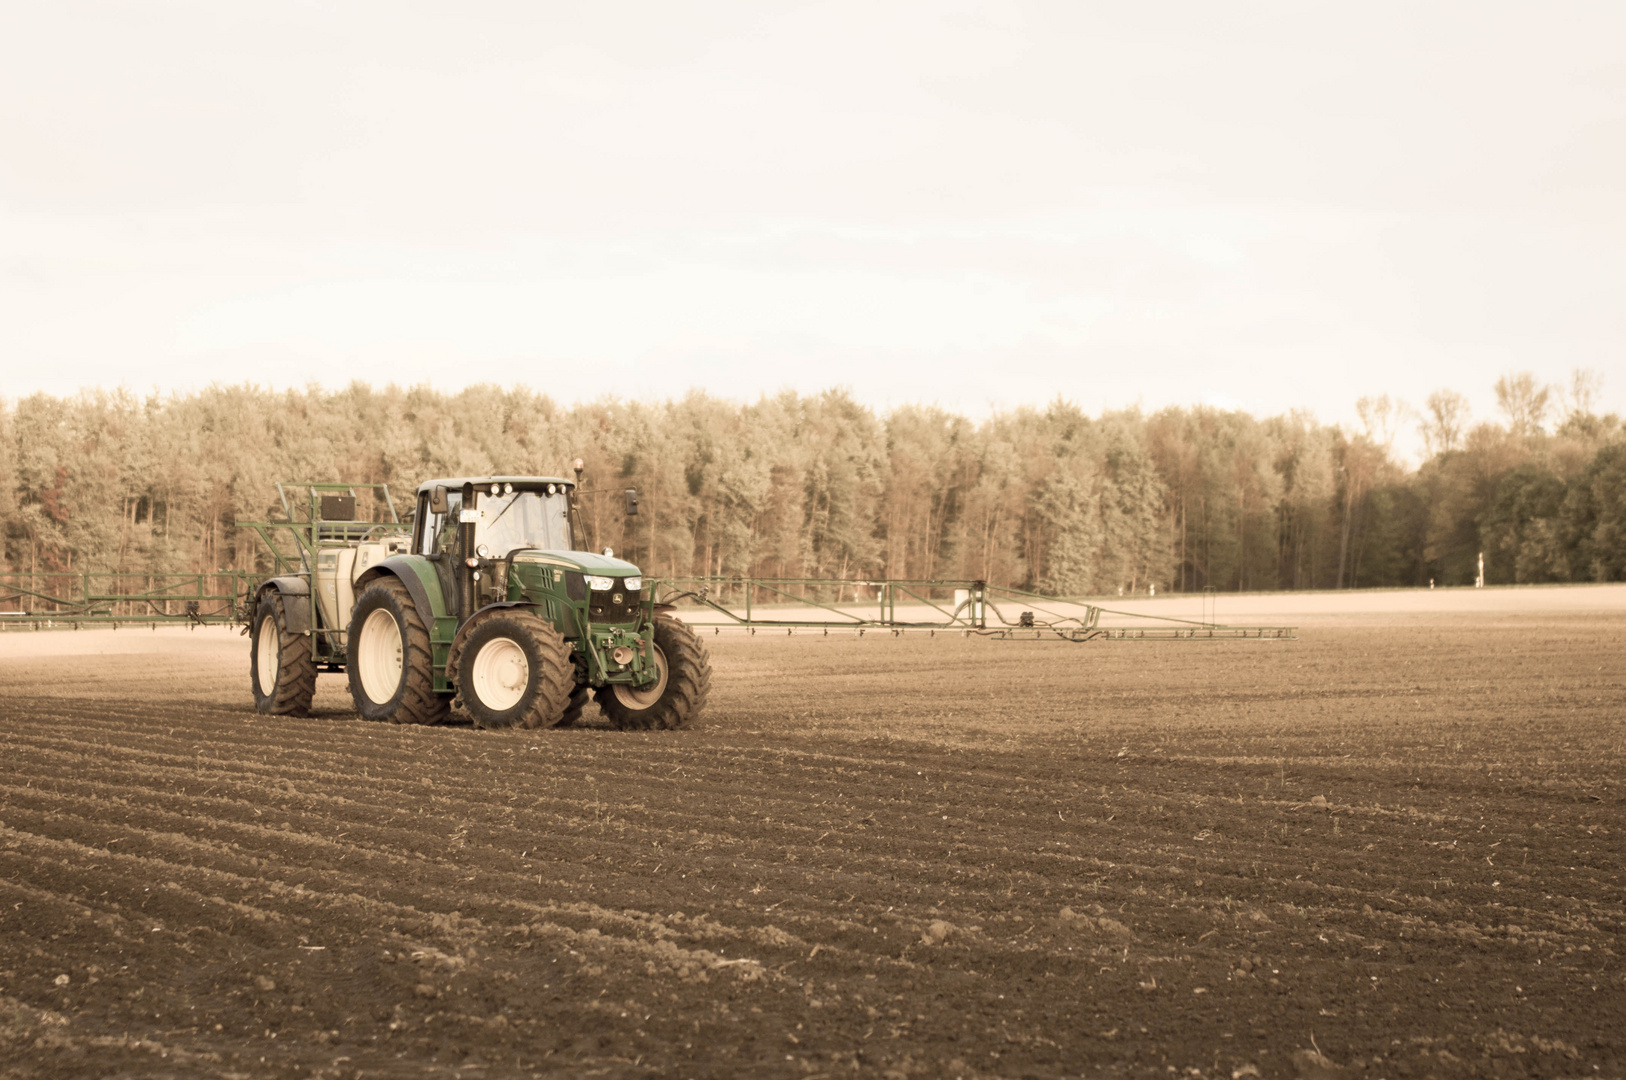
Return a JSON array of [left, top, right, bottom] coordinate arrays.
[[249, 590, 316, 715], [453, 610, 573, 730], [347, 577, 448, 726], [596, 617, 711, 731], [557, 686, 592, 728]]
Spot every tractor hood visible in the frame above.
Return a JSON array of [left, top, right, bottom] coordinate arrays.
[[511, 550, 641, 575]]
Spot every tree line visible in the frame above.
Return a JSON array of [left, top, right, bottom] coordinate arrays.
[[1, 373, 1621, 596]]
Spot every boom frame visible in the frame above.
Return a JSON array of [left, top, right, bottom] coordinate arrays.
[[652, 577, 1295, 641]]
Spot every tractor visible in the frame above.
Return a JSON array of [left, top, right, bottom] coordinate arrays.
[[245, 473, 711, 730]]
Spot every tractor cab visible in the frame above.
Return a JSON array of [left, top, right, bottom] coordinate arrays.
[[412, 477, 579, 561]]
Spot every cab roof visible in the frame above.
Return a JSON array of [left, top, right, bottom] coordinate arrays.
[[414, 476, 575, 495]]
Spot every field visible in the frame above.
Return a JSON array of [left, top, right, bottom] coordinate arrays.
[[1, 587, 1623, 1079]]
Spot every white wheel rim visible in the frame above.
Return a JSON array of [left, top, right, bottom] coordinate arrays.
[[357, 608, 404, 705], [256, 614, 279, 694], [612, 643, 668, 710], [470, 636, 528, 712]]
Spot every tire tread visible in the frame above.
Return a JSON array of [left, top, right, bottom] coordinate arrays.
[[252, 591, 316, 716], [452, 609, 573, 730], [596, 617, 711, 731], [348, 577, 448, 726]]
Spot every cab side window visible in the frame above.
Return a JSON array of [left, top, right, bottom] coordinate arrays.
[[415, 495, 436, 555], [431, 493, 461, 555], [415, 492, 460, 556]]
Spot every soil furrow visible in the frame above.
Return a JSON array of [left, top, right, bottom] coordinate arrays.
[[2, 621, 1622, 1079]]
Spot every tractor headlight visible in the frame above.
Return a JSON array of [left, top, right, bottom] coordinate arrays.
[[584, 574, 614, 592], [622, 576, 641, 592]]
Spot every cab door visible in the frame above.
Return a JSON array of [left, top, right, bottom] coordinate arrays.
[[423, 490, 462, 618]]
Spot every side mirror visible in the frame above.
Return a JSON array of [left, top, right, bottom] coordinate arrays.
[[625, 488, 639, 516], [429, 486, 449, 514]]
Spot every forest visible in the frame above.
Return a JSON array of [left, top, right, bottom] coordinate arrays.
[[1, 372, 1622, 597]]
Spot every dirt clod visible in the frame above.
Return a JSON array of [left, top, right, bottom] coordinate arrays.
[[1096, 916, 1132, 939], [1291, 1048, 1345, 1078]]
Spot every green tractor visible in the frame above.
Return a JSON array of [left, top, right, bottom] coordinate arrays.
[[246, 474, 711, 731]]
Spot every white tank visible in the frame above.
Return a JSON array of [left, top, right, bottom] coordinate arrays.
[[352, 541, 388, 581], [313, 547, 357, 636]]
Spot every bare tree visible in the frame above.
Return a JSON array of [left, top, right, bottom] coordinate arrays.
[[1420, 390, 1470, 456], [1356, 394, 1413, 452], [1558, 367, 1604, 422], [1493, 372, 1551, 436]]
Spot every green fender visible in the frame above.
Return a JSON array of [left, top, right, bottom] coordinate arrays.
[[355, 555, 456, 644]]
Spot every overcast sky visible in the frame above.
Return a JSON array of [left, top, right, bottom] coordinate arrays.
[[2, 1, 1623, 445]]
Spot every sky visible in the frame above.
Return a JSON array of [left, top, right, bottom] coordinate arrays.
[[2, 1, 1623, 448]]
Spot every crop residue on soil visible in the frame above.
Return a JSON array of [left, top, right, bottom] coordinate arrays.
[[0, 610, 1622, 1078]]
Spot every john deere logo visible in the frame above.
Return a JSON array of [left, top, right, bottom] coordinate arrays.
[[611, 592, 623, 604]]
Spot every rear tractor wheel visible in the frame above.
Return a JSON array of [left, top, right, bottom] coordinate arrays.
[[454, 611, 573, 730], [347, 577, 448, 725], [596, 617, 711, 731], [250, 590, 316, 715]]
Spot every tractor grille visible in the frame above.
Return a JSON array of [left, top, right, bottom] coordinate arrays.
[[589, 587, 640, 624]]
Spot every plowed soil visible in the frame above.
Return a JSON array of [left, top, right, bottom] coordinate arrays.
[[1, 598, 1622, 1079]]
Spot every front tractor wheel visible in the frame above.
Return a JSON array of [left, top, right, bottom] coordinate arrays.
[[347, 578, 447, 725], [250, 590, 315, 715], [596, 617, 712, 731], [455, 611, 573, 730], [557, 686, 592, 728]]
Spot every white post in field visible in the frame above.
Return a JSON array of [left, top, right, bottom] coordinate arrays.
[[1476, 552, 1485, 588]]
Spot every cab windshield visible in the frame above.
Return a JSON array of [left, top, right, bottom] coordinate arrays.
[[476, 491, 574, 555]]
